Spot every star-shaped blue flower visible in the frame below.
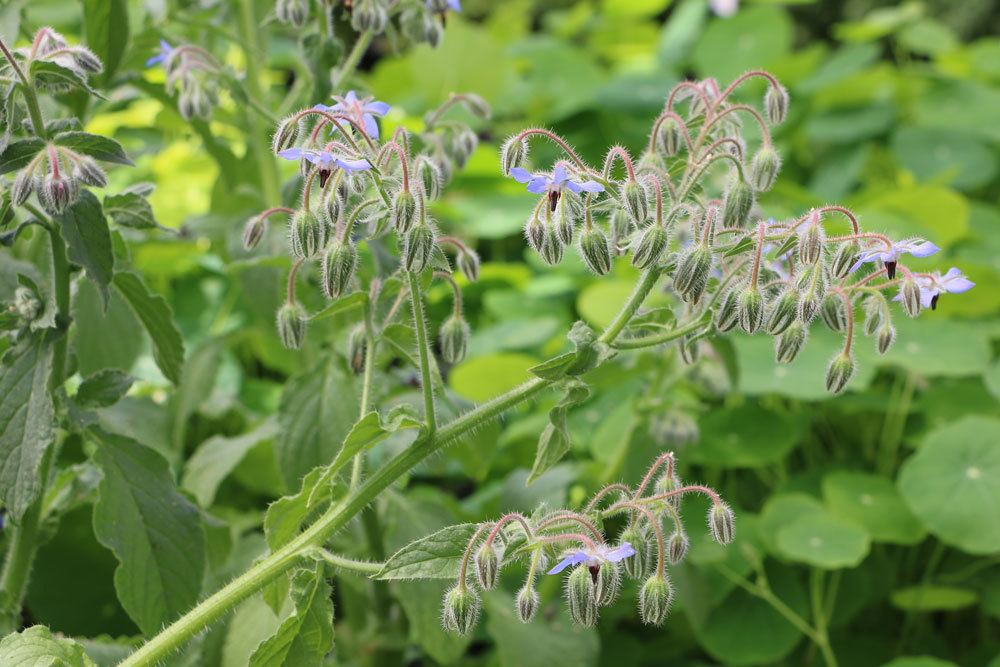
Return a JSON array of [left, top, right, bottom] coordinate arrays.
[[547, 542, 636, 575], [894, 267, 975, 310], [851, 238, 940, 278], [277, 147, 371, 173], [314, 91, 390, 140], [509, 165, 604, 197], [146, 39, 174, 68]]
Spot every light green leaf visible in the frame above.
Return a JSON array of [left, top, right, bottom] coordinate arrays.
[[891, 127, 997, 190], [822, 471, 925, 545], [692, 6, 793, 82], [689, 404, 805, 468], [890, 585, 978, 612], [881, 658, 959, 667], [103, 191, 159, 230], [55, 191, 114, 305], [91, 427, 206, 636], [377, 523, 479, 580], [0, 625, 96, 667], [75, 368, 134, 408], [577, 280, 634, 330], [309, 291, 366, 322], [113, 270, 185, 385], [0, 336, 54, 523], [249, 562, 334, 667], [484, 590, 599, 667], [72, 280, 142, 377], [898, 416, 1000, 554], [449, 352, 538, 402], [83, 0, 129, 79], [53, 131, 132, 165], [776, 514, 870, 569], [182, 419, 279, 507], [528, 380, 590, 484], [757, 493, 826, 557]]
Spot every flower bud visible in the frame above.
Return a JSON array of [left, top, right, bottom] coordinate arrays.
[[321, 240, 358, 299], [539, 229, 565, 266], [457, 248, 480, 282], [71, 47, 104, 74], [657, 117, 683, 156], [820, 292, 849, 332], [796, 265, 826, 322], [621, 180, 649, 225], [876, 323, 895, 354], [347, 323, 367, 374], [652, 468, 683, 514], [673, 243, 713, 302], [766, 288, 799, 335], [620, 526, 652, 580], [461, 93, 492, 119], [276, 301, 308, 350], [798, 215, 824, 265], [13, 286, 40, 322], [500, 136, 529, 176], [638, 574, 673, 626], [524, 215, 545, 252], [764, 84, 790, 125], [578, 227, 612, 275], [450, 128, 478, 168], [402, 222, 435, 273], [352, 0, 388, 33], [594, 561, 621, 607], [749, 145, 781, 192], [863, 295, 885, 336], [272, 115, 302, 154], [900, 277, 922, 317], [414, 157, 443, 200], [668, 531, 689, 565], [721, 176, 754, 228], [439, 314, 470, 364], [715, 288, 740, 332], [242, 216, 267, 250], [72, 157, 107, 187], [775, 321, 807, 363], [830, 241, 858, 279], [825, 352, 855, 394], [442, 585, 481, 635], [289, 209, 327, 259], [555, 198, 576, 245], [276, 0, 309, 27], [515, 583, 539, 623], [474, 542, 501, 590], [737, 286, 764, 334], [649, 411, 698, 450], [708, 502, 736, 545], [318, 189, 344, 227], [631, 224, 668, 270], [392, 189, 419, 234], [566, 566, 598, 627], [11, 169, 35, 206], [41, 173, 79, 215]]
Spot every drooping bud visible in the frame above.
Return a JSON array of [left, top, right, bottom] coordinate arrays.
[[876, 323, 896, 354], [70, 47, 104, 74], [11, 169, 35, 206], [450, 128, 479, 168], [289, 209, 328, 259], [414, 156, 443, 200], [721, 175, 754, 228], [442, 585, 481, 635], [798, 213, 824, 265], [668, 531, 689, 565], [566, 566, 598, 627], [820, 292, 849, 332], [276, 301, 308, 350], [276, 0, 310, 27], [651, 468, 683, 515], [457, 248, 480, 282], [766, 288, 799, 335], [673, 243, 713, 302], [555, 198, 576, 245], [708, 502, 736, 545], [900, 277, 922, 317], [352, 0, 388, 33], [41, 173, 79, 215], [715, 288, 740, 332], [539, 229, 565, 266], [749, 145, 781, 192], [657, 117, 683, 156], [631, 224, 668, 270], [524, 215, 545, 252], [271, 115, 302, 154], [242, 216, 267, 250], [474, 542, 501, 590], [796, 264, 827, 322], [318, 189, 344, 227], [775, 321, 808, 363], [620, 526, 652, 580], [737, 286, 764, 334], [649, 411, 698, 450], [825, 352, 855, 394], [863, 295, 885, 336], [402, 222, 435, 273], [621, 180, 649, 225], [321, 240, 358, 299], [392, 189, 419, 234], [579, 226, 613, 275], [347, 324, 367, 374], [72, 157, 107, 187], [500, 135, 529, 176], [515, 583, 539, 623], [439, 314, 470, 364], [764, 84, 790, 125], [592, 560, 621, 607], [830, 241, 859, 279], [638, 574, 673, 626]]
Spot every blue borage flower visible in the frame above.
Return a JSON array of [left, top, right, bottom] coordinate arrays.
[[510, 164, 604, 211], [851, 238, 940, 278], [277, 147, 371, 173], [547, 542, 636, 575], [146, 39, 173, 68], [894, 267, 975, 310], [314, 91, 391, 140]]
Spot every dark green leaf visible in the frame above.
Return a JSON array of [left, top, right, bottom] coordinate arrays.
[[377, 523, 479, 580], [249, 561, 334, 667], [29, 60, 102, 97], [83, 0, 129, 79], [75, 368, 134, 408], [0, 136, 44, 175], [103, 191, 158, 229], [528, 380, 590, 484], [53, 131, 133, 165], [182, 419, 279, 507], [113, 271, 185, 385], [55, 190, 114, 305]]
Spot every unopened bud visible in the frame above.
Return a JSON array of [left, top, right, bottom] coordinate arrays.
[[72, 157, 107, 187], [658, 117, 683, 156], [831, 241, 858, 279], [539, 229, 565, 266], [594, 561, 621, 607], [276, 0, 310, 27], [821, 292, 849, 332], [461, 93, 491, 119], [524, 215, 545, 252], [766, 288, 799, 335], [749, 145, 781, 192], [796, 265, 826, 322], [876, 323, 895, 354], [775, 321, 807, 363], [673, 243, 713, 302], [41, 173, 79, 215], [272, 115, 302, 154], [347, 324, 367, 374], [668, 531, 689, 565], [737, 286, 764, 334], [649, 412, 698, 450], [579, 227, 612, 275], [620, 526, 652, 580], [621, 180, 649, 225], [439, 314, 470, 364], [653, 468, 683, 512], [321, 240, 358, 299], [500, 136, 529, 176], [631, 224, 668, 270], [242, 216, 267, 250], [276, 301, 308, 350], [715, 288, 740, 332], [708, 502, 736, 545], [798, 215, 824, 265], [12, 170, 35, 206], [474, 542, 500, 590], [289, 209, 327, 259], [457, 248, 480, 282], [402, 222, 435, 273], [515, 583, 539, 623], [764, 84, 790, 125], [566, 566, 598, 627], [721, 176, 754, 228], [392, 189, 419, 234], [352, 0, 388, 33], [900, 278, 921, 317], [442, 585, 481, 635], [414, 157, 443, 200], [638, 574, 673, 626], [71, 47, 103, 74], [319, 189, 344, 227], [825, 352, 855, 394], [450, 128, 478, 168], [863, 295, 885, 336], [555, 198, 576, 245]]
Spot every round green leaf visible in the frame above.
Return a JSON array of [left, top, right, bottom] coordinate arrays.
[[898, 416, 1000, 554], [449, 352, 539, 402], [881, 658, 959, 667], [776, 514, 870, 569], [822, 471, 926, 545], [577, 280, 635, 329], [758, 493, 826, 557], [690, 404, 805, 468], [692, 6, 793, 82], [890, 585, 978, 612]]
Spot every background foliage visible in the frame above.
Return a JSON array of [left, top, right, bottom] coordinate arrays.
[[2, 0, 999, 665]]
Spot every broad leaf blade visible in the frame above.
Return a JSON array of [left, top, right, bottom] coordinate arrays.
[[113, 270, 185, 384], [53, 131, 132, 165], [249, 562, 334, 667], [103, 191, 159, 229], [182, 419, 279, 507], [0, 137, 44, 174], [377, 523, 479, 580], [76, 368, 134, 408], [0, 625, 96, 667], [83, 0, 129, 79], [55, 191, 114, 305]]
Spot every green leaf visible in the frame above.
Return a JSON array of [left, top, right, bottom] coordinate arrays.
[[249, 561, 334, 667], [822, 471, 925, 545], [528, 380, 590, 484], [484, 590, 599, 667], [53, 131, 132, 165], [83, 0, 129, 79], [898, 416, 1000, 554], [377, 523, 479, 580], [0, 336, 54, 523], [776, 513, 870, 569], [276, 354, 358, 488], [689, 404, 805, 468], [881, 658, 959, 667], [72, 279, 142, 377], [0, 136, 44, 174], [55, 191, 114, 304], [308, 290, 366, 322], [449, 352, 538, 402], [182, 419, 279, 507], [0, 625, 96, 667], [103, 191, 158, 230], [90, 427, 205, 636], [75, 368, 134, 408], [29, 60, 102, 97], [890, 585, 978, 612], [692, 6, 793, 82], [112, 271, 185, 385]]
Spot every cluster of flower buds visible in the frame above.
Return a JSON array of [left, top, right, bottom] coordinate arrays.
[[146, 40, 220, 121], [10, 143, 108, 215], [274, 0, 462, 48], [499, 71, 974, 394], [244, 90, 486, 351], [1, 27, 103, 99], [441, 453, 734, 633]]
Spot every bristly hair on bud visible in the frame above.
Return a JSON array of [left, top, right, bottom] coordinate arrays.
[[876, 323, 896, 355], [402, 221, 436, 273], [621, 180, 649, 225], [515, 584, 539, 623], [737, 285, 764, 334], [620, 526, 652, 580], [775, 321, 808, 363], [524, 215, 545, 253], [831, 240, 859, 279], [631, 224, 668, 270], [347, 323, 367, 374], [798, 211, 824, 265], [289, 209, 328, 259], [442, 585, 481, 635], [439, 314, 470, 364], [668, 531, 689, 565], [392, 189, 419, 234], [276, 301, 308, 350], [594, 561, 622, 607], [820, 292, 849, 332], [825, 351, 855, 394], [500, 135, 529, 176], [708, 502, 736, 545], [242, 215, 267, 250], [272, 115, 302, 154], [474, 542, 501, 590], [764, 83, 790, 125], [673, 243, 713, 303], [715, 287, 740, 332], [456, 247, 481, 282], [540, 229, 565, 266], [721, 173, 754, 228], [638, 574, 673, 626], [749, 145, 781, 192], [566, 565, 598, 627], [321, 240, 358, 299], [579, 226, 613, 275], [766, 288, 799, 335], [900, 277, 922, 317], [658, 117, 683, 156]]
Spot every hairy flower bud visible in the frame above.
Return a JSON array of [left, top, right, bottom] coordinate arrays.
[[631, 224, 668, 270], [766, 288, 799, 335], [595, 561, 621, 607], [414, 156, 443, 200], [276, 301, 308, 350], [321, 240, 358, 299], [830, 241, 859, 279], [796, 264, 827, 322], [825, 352, 855, 394], [402, 222, 435, 273], [715, 287, 740, 332], [649, 412, 698, 450], [524, 215, 545, 253], [72, 157, 107, 187], [658, 117, 683, 156], [798, 214, 824, 265], [668, 531, 689, 565], [40, 173, 79, 215], [621, 526, 652, 580], [579, 227, 612, 275], [900, 277, 922, 317], [555, 199, 576, 245], [347, 323, 367, 374], [863, 295, 885, 336], [749, 145, 781, 192], [515, 583, 539, 623], [242, 216, 267, 250], [721, 176, 754, 228], [539, 229, 565, 266], [392, 189, 419, 234], [11, 169, 35, 206], [442, 585, 481, 635], [708, 502, 736, 545], [272, 115, 302, 154], [70, 47, 103, 74], [775, 321, 807, 363], [352, 0, 388, 33], [318, 189, 344, 228], [673, 243, 713, 302], [440, 314, 470, 364], [876, 323, 895, 354], [474, 542, 501, 590], [500, 136, 529, 176], [566, 566, 598, 627], [457, 248, 480, 282], [737, 286, 764, 334], [764, 84, 790, 125], [276, 0, 310, 27], [820, 292, 849, 332], [638, 574, 673, 626], [289, 209, 327, 259], [621, 180, 649, 225], [450, 128, 478, 168]]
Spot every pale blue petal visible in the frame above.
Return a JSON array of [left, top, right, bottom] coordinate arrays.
[[277, 148, 304, 161], [526, 177, 549, 195], [509, 167, 533, 183], [908, 241, 940, 258], [547, 551, 587, 575], [604, 542, 636, 562], [575, 180, 604, 193], [365, 101, 390, 116], [363, 114, 380, 139]]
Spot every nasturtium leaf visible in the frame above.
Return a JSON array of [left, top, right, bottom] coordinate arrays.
[[898, 416, 1000, 554], [822, 471, 925, 545], [0, 625, 96, 667], [53, 131, 132, 165], [249, 562, 334, 667], [103, 191, 159, 230], [484, 590, 599, 667], [890, 585, 978, 612], [757, 493, 826, 557], [692, 6, 792, 82], [776, 513, 870, 569], [90, 427, 206, 636], [75, 368, 134, 408], [112, 270, 184, 384], [83, 0, 129, 79], [881, 658, 959, 667], [0, 336, 54, 523], [56, 191, 114, 305], [690, 403, 805, 468], [182, 419, 279, 507], [449, 352, 538, 402], [0, 136, 44, 174], [377, 523, 479, 580]]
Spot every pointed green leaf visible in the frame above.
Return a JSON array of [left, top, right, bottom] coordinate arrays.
[[528, 380, 590, 484], [0, 136, 44, 174], [75, 368, 134, 408], [29, 60, 103, 97], [182, 419, 279, 507], [83, 0, 129, 79], [249, 562, 334, 667], [55, 191, 114, 304], [53, 131, 132, 165], [113, 270, 185, 385], [377, 523, 479, 580], [103, 191, 158, 230], [0, 625, 96, 667]]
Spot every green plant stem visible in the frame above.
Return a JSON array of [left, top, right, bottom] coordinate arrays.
[[314, 549, 383, 575], [0, 37, 47, 139], [597, 269, 660, 344], [349, 307, 378, 490], [237, 0, 280, 206], [612, 312, 710, 350], [407, 271, 436, 434], [333, 31, 373, 90]]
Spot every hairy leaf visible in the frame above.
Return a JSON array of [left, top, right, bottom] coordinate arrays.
[[29, 60, 102, 97], [55, 191, 114, 305], [83, 0, 129, 79], [53, 131, 132, 165], [249, 562, 334, 667], [113, 270, 185, 384], [103, 191, 159, 229], [183, 419, 279, 507], [0, 136, 44, 174], [75, 368, 134, 408], [0, 625, 96, 666], [377, 523, 479, 580]]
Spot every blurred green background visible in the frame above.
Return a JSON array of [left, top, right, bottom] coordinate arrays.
[[3, 0, 1000, 665]]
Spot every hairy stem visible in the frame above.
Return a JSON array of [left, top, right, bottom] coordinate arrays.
[[333, 31, 373, 90], [407, 271, 437, 434]]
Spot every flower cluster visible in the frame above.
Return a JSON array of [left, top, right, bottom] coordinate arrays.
[[499, 71, 974, 394], [1, 27, 102, 96], [441, 453, 734, 632], [146, 40, 220, 121], [245, 90, 489, 354], [274, 0, 461, 48]]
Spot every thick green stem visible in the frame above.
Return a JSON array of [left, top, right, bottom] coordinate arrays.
[[0, 37, 47, 139], [597, 269, 660, 344], [237, 0, 280, 205], [407, 271, 436, 434], [332, 31, 373, 90], [314, 549, 383, 575], [612, 313, 711, 350]]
